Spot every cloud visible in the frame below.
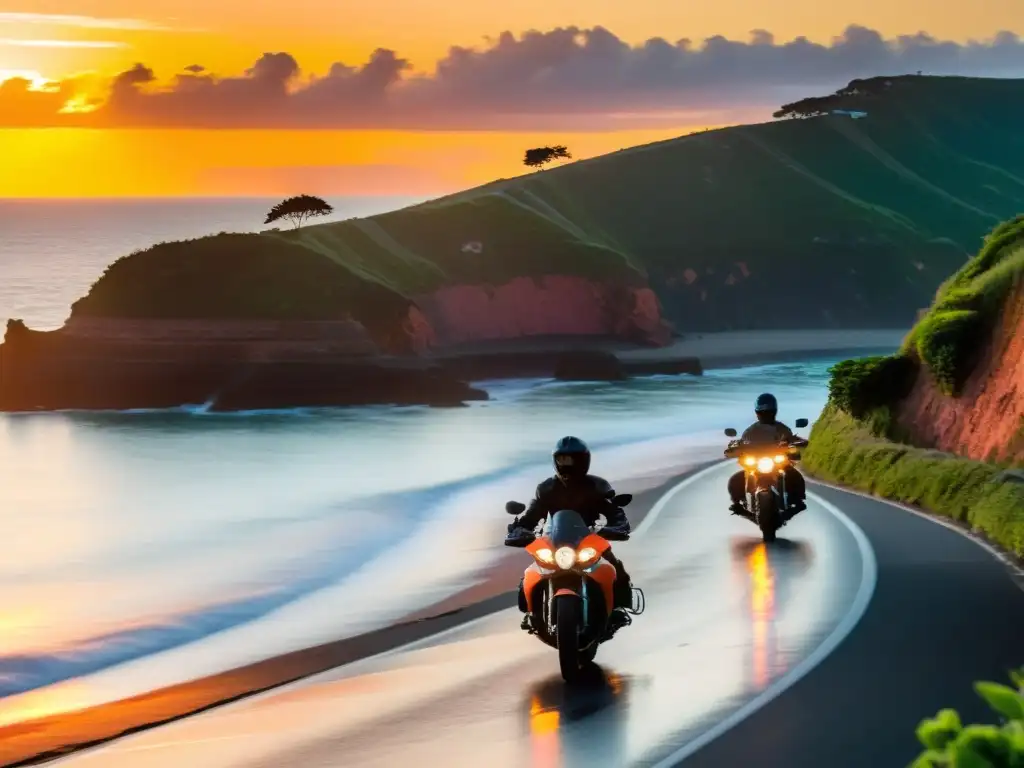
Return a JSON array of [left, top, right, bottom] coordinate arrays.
[[3, 24, 1024, 130], [0, 38, 128, 48], [0, 12, 170, 31]]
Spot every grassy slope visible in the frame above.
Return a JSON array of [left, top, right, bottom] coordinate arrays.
[[73, 75, 1024, 327], [804, 406, 1024, 557]]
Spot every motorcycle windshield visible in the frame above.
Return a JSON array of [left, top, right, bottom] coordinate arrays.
[[548, 509, 591, 548]]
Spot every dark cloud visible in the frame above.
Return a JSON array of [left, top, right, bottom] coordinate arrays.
[[3, 24, 1024, 130]]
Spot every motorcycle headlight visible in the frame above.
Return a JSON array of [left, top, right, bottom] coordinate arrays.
[[774, 455, 786, 464], [743, 456, 756, 467], [756, 457, 775, 473], [534, 548, 554, 565], [577, 546, 598, 564], [554, 546, 577, 570]]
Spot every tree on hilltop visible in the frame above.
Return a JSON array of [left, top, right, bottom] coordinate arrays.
[[264, 195, 334, 229], [524, 145, 572, 170]]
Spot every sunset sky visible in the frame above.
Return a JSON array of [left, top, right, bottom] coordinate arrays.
[[2, 0, 1023, 197]]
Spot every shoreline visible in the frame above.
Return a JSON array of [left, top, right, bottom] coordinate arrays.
[[0, 469, 707, 767], [433, 328, 906, 381], [430, 329, 907, 363]]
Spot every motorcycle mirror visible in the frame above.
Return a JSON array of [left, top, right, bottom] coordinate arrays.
[[505, 500, 526, 515], [724, 428, 738, 437], [612, 493, 633, 507], [795, 418, 809, 428]]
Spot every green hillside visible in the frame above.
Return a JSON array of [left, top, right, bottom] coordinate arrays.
[[74, 75, 1024, 333]]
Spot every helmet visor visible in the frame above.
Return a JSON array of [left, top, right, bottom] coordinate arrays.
[[554, 453, 586, 477]]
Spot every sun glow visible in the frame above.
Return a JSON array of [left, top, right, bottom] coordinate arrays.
[[0, 68, 50, 89]]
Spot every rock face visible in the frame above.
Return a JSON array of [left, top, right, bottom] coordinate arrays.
[[0, 272, 677, 411], [412, 276, 672, 348], [896, 282, 1024, 464], [0, 319, 486, 411]]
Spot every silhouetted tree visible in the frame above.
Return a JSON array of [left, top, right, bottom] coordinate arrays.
[[264, 195, 334, 229], [773, 76, 901, 119], [524, 145, 572, 169]]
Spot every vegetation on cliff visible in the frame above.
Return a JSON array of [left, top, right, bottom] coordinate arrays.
[[70, 75, 1024, 332], [904, 214, 1024, 395], [802, 210, 1024, 555], [825, 213, 1023, 420], [803, 406, 1024, 557], [70, 233, 417, 337], [70, 196, 642, 325]]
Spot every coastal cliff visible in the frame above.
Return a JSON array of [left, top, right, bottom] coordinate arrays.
[[896, 279, 1024, 464], [0, 228, 678, 411], [0, 318, 488, 411], [0, 270, 672, 410], [802, 214, 1024, 556], [412, 278, 669, 347], [892, 214, 1024, 464]]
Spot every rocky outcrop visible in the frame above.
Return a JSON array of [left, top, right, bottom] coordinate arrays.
[[0, 271, 679, 411], [0, 319, 486, 412], [895, 281, 1024, 464], [412, 276, 672, 348]]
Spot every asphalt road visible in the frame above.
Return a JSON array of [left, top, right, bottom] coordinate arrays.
[[47, 463, 1024, 768]]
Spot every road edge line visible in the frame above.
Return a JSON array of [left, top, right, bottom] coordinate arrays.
[[809, 479, 1024, 590], [645, 489, 879, 767]]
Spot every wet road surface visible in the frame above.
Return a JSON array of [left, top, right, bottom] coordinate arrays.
[[45, 465, 1023, 767], [49, 463, 875, 766]]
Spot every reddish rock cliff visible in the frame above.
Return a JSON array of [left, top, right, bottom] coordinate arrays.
[[896, 282, 1024, 464], [412, 276, 672, 347], [0, 273, 673, 411]]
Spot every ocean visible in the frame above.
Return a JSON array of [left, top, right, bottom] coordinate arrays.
[[0, 198, 836, 722]]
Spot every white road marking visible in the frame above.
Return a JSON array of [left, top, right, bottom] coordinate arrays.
[[646, 489, 879, 767]]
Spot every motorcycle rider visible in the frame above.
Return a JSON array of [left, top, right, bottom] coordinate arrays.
[[506, 436, 635, 630], [727, 392, 808, 520]]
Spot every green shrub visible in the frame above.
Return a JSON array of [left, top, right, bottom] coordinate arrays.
[[803, 407, 1024, 556], [909, 667, 1024, 767], [905, 215, 1024, 391], [827, 354, 919, 420], [913, 309, 985, 396]]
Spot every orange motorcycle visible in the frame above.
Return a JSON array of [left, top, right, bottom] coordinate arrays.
[[504, 495, 642, 682], [724, 417, 809, 543]]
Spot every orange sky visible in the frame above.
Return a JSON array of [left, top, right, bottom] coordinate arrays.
[[1, 0, 1021, 197]]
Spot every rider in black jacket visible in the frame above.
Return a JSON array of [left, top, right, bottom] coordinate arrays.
[[507, 436, 634, 625], [727, 393, 808, 519]]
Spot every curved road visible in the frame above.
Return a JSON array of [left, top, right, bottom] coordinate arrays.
[[47, 462, 1024, 768]]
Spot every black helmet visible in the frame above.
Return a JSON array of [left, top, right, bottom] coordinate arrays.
[[754, 392, 778, 423], [553, 436, 591, 480]]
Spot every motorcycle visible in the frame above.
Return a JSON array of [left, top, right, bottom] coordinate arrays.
[[504, 494, 643, 682], [724, 418, 809, 543]]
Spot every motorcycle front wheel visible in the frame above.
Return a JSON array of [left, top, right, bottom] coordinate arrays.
[[756, 489, 779, 543], [555, 594, 584, 682]]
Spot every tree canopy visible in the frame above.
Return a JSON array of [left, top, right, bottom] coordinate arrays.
[[524, 145, 572, 169], [773, 76, 898, 119], [264, 195, 334, 229]]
